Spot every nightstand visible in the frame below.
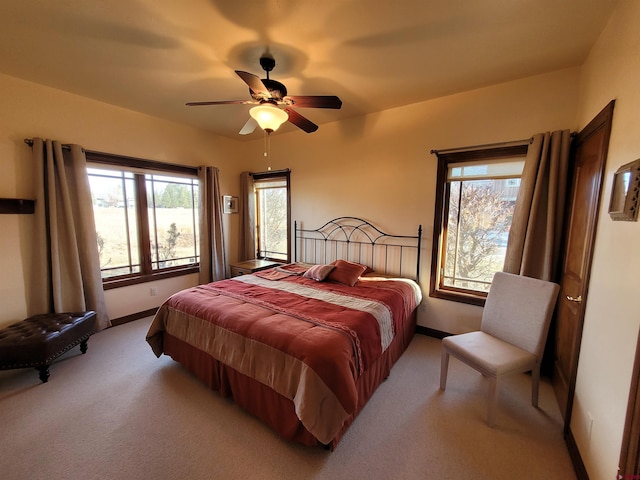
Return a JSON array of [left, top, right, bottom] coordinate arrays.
[[230, 259, 280, 277]]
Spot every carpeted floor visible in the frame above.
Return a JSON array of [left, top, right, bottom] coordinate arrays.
[[0, 317, 576, 480]]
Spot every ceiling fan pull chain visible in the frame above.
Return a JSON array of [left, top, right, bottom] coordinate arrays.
[[263, 130, 270, 158], [264, 131, 273, 171], [264, 130, 267, 157]]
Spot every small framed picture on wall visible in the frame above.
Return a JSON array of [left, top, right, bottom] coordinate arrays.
[[223, 195, 238, 214]]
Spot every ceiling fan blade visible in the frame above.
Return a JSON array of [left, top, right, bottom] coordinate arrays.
[[235, 70, 271, 98], [239, 117, 258, 135], [284, 108, 318, 133], [185, 100, 253, 106], [285, 95, 342, 109]]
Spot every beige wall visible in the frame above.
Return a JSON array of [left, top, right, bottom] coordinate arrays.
[[570, 1, 640, 478], [0, 73, 246, 327], [245, 67, 580, 331]]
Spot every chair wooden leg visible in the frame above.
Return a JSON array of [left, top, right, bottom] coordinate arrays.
[[531, 365, 540, 407], [487, 376, 499, 427], [440, 349, 450, 390]]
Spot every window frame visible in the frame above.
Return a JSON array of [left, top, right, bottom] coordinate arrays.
[[429, 145, 529, 306], [86, 151, 200, 290], [252, 169, 291, 263]]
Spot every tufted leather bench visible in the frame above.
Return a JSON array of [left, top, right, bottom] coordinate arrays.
[[0, 311, 96, 383]]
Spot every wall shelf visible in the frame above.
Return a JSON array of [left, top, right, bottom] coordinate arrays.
[[0, 198, 35, 214]]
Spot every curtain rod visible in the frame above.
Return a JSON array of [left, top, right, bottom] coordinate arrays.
[[25, 138, 198, 175], [430, 137, 533, 156], [250, 168, 291, 176], [24, 138, 72, 151]]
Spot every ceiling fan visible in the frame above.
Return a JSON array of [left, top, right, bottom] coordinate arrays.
[[186, 53, 342, 135]]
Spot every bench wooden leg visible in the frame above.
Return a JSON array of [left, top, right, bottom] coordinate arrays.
[[37, 366, 50, 383]]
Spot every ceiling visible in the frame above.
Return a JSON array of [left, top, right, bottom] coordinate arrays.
[[0, 0, 619, 140]]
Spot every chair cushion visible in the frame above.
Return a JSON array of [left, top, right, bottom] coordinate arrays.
[[442, 331, 536, 377]]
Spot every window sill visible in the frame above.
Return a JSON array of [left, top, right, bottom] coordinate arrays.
[[102, 266, 199, 290], [429, 288, 487, 307]]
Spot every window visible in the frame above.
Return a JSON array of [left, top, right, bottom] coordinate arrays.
[[253, 170, 290, 262], [86, 151, 200, 288], [430, 145, 528, 305]]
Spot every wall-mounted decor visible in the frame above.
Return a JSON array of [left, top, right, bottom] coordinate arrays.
[[609, 158, 640, 221], [0, 198, 35, 214], [223, 195, 238, 214]]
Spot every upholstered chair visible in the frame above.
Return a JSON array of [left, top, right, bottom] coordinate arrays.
[[439, 272, 560, 426]]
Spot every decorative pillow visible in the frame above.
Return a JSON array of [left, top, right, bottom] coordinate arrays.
[[303, 264, 335, 282], [327, 260, 368, 286], [331, 260, 373, 275], [361, 265, 375, 275]]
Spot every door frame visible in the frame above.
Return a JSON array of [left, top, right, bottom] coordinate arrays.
[[619, 328, 640, 477]]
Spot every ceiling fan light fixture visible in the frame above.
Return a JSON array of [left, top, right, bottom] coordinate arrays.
[[249, 104, 288, 133]]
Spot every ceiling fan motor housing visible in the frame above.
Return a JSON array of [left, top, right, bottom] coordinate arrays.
[[249, 54, 286, 100], [251, 79, 287, 101]]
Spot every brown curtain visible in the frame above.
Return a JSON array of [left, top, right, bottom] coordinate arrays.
[[503, 130, 572, 281], [198, 166, 226, 283], [29, 138, 110, 330], [238, 171, 256, 261]]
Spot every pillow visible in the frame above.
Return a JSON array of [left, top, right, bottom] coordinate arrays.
[[330, 260, 374, 274], [303, 264, 335, 281], [327, 260, 368, 286], [361, 265, 375, 275]]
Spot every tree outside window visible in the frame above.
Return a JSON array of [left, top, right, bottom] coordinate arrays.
[[86, 152, 200, 288], [430, 145, 528, 305], [444, 179, 517, 292]]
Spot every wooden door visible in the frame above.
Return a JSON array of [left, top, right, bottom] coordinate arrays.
[[552, 101, 615, 429]]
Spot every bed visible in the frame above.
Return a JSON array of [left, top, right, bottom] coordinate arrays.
[[146, 217, 423, 450]]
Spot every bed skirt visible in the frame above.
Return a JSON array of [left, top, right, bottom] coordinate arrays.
[[162, 310, 417, 450]]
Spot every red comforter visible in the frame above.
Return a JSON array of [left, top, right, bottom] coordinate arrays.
[[146, 268, 420, 445]]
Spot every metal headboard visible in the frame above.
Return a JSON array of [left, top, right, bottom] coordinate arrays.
[[294, 217, 422, 282]]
